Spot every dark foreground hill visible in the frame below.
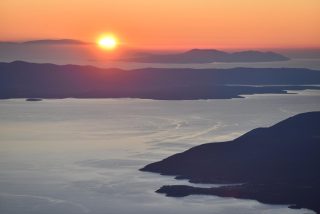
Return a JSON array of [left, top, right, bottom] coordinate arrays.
[[141, 112, 320, 213], [121, 49, 290, 63], [1, 61, 320, 100]]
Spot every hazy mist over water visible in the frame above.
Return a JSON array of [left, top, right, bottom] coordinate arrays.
[[0, 90, 319, 214], [1, 43, 320, 70]]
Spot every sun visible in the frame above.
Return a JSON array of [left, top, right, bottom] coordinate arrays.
[[97, 35, 118, 50]]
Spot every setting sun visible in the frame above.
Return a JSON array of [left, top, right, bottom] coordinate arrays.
[[97, 35, 118, 50]]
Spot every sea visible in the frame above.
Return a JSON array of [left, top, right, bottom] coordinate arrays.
[[0, 90, 319, 214]]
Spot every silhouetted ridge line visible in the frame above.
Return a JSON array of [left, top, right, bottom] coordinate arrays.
[[141, 112, 320, 213], [1, 61, 319, 100], [121, 49, 290, 63]]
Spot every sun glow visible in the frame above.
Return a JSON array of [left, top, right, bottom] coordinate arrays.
[[97, 35, 118, 50]]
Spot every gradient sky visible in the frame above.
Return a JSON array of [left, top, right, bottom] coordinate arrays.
[[1, 0, 320, 49]]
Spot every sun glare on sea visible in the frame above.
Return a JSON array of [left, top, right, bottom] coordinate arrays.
[[97, 35, 118, 50]]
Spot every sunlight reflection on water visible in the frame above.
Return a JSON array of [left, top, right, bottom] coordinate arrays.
[[0, 90, 319, 214]]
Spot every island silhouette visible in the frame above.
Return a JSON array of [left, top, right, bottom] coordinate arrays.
[[0, 39, 89, 45], [121, 49, 290, 63], [1, 61, 320, 100], [0, 41, 290, 64], [141, 112, 320, 213]]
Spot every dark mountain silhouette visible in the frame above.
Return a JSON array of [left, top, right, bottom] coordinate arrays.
[[1, 61, 320, 100], [121, 49, 290, 63], [141, 112, 320, 213]]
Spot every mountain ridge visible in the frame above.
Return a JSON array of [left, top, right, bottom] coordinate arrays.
[[141, 112, 320, 213], [1, 61, 319, 100], [121, 49, 290, 63]]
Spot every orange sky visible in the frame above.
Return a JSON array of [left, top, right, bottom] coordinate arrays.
[[1, 0, 320, 49]]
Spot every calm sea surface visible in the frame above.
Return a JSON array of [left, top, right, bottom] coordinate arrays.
[[0, 90, 319, 214]]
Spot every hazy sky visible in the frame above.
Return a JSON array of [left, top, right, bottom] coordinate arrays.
[[1, 0, 320, 49]]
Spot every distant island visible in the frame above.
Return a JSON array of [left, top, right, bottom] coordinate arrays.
[[121, 49, 290, 63], [0, 39, 89, 45], [22, 39, 89, 45], [1, 61, 320, 100], [141, 112, 320, 213], [26, 98, 43, 101]]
